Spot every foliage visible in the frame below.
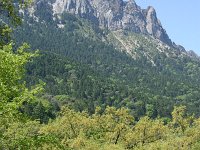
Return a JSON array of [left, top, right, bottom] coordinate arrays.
[[29, 106, 200, 149], [0, 43, 37, 119], [0, 0, 31, 47], [0, 42, 55, 149], [0, 1, 57, 148]]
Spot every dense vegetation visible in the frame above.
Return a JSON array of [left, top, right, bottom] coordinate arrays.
[[1, 0, 200, 149], [13, 2, 200, 119], [4, 103, 200, 149]]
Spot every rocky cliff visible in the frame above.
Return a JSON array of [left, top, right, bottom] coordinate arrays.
[[51, 0, 172, 45]]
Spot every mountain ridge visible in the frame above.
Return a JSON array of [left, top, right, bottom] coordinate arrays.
[[27, 0, 199, 58], [51, 0, 172, 46]]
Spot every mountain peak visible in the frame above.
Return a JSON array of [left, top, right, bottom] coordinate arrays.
[[144, 6, 172, 45], [126, 0, 137, 6], [147, 6, 156, 13]]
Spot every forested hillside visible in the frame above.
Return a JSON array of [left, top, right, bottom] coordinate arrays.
[[13, 4, 200, 118], [1, 0, 200, 149]]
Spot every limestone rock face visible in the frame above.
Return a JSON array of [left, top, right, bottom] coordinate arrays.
[[145, 6, 171, 45], [52, 0, 94, 18], [90, 0, 124, 30], [50, 0, 172, 45]]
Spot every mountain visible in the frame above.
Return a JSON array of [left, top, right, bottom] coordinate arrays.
[[13, 0, 200, 118], [38, 0, 172, 45]]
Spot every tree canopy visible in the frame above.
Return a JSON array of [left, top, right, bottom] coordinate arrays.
[[0, 0, 31, 47]]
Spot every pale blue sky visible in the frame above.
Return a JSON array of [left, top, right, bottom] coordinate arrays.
[[132, 0, 200, 55]]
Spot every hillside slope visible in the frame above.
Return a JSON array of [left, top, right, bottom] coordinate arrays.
[[13, 0, 200, 118]]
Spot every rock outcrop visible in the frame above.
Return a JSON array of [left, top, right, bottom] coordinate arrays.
[[51, 0, 172, 45]]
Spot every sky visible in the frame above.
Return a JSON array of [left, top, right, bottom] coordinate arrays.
[[132, 0, 200, 55]]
